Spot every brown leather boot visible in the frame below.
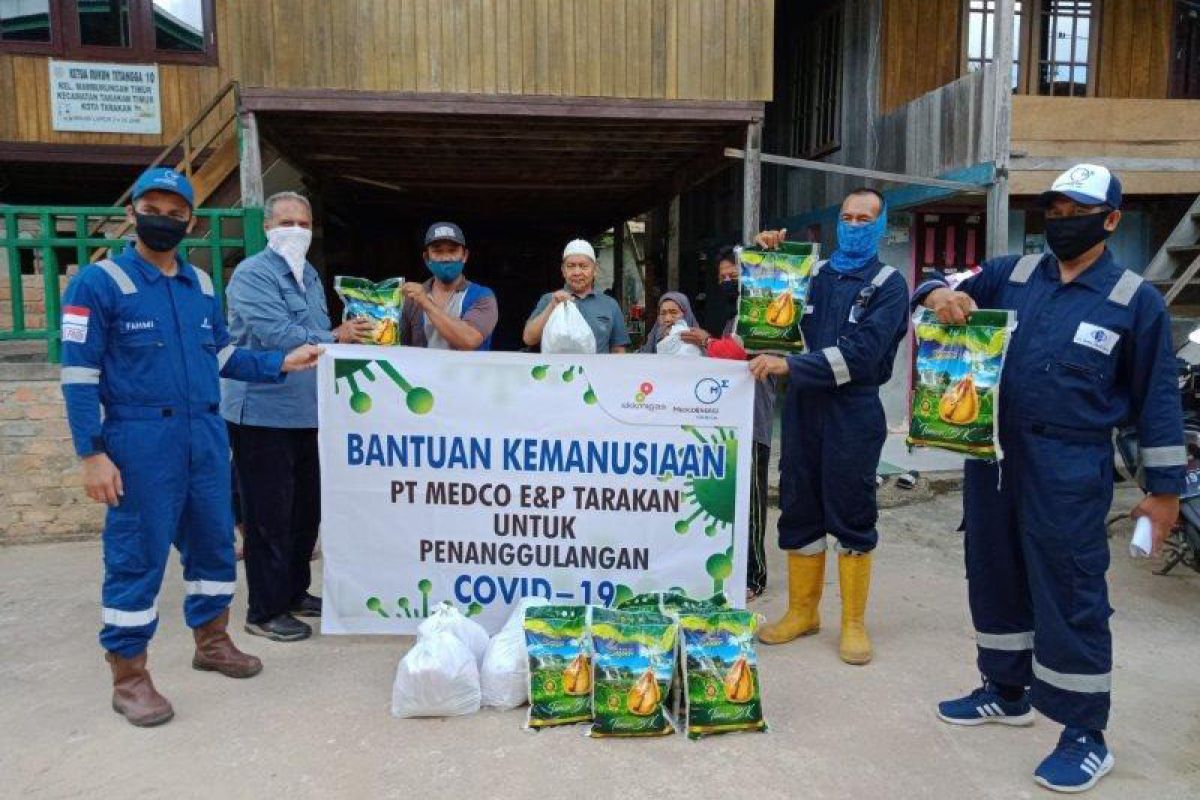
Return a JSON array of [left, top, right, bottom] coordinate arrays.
[[193, 609, 263, 678], [106, 651, 174, 727]]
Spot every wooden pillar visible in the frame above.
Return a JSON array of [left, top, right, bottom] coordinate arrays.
[[667, 196, 680, 291], [239, 110, 265, 209], [742, 119, 763, 245], [612, 221, 625, 305], [986, 0, 1015, 259]]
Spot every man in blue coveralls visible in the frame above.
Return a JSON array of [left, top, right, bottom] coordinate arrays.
[[748, 188, 910, 666], [915, 165, 1184, 793], [60, 168, 321, 727]]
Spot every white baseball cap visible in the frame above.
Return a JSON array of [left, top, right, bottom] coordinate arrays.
[[1039, 163, 1123, 209], [562, 239, 596, 263]]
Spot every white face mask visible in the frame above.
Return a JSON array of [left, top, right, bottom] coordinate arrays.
[[267, 226, 312, 284]]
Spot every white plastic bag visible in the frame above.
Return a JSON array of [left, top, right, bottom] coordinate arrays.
[[542, 301, 597, 354], [480, 597, 549, 710], [418, 602, 490, 666], [656, 321, 702, 357], [390, 630, 481, 718]]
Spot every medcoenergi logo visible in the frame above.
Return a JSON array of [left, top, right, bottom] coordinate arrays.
[[694, 377, 729, 405]]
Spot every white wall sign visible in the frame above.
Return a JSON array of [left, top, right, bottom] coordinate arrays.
[[49, 60, 161, 134], [318, 346, 753, 635]]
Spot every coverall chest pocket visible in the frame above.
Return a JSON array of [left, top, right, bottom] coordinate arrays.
[[113, 324, 165, 359]]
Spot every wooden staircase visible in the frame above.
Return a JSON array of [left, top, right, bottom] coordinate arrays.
[[93, 81, 242, 258], [1144, 193, 1200, 345]]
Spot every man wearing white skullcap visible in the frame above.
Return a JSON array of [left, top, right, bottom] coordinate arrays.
[[523, 238, 630, 353]]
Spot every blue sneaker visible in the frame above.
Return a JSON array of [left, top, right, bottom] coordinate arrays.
[[1034, 728, 1114, 793], [937, 680, 1035, 726]]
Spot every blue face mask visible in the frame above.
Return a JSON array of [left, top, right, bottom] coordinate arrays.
[[426, 259, 464, 283], [829, 209, 887, 273]]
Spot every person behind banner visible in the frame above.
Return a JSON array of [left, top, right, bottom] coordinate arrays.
[[222, 191, 373, 644], [399, 222, 498, 350], [60, 168, 320, 728], [523, 239, 631, 354], [637, 292, 703, 355], [747, 188, 909, 665]]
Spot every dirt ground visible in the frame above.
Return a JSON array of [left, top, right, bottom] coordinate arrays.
[[2, 484, 1198, 800]]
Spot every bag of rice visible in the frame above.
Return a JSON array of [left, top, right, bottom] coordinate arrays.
[[734, 242, 819, 353], [333, 275, 404, 345], [588, 608, 678, 738], [524, 605, 592, 729], [679, 609, 768, 739], [907, 308, 1017, 460]]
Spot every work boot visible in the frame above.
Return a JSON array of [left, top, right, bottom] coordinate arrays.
[[106, 651, 174, 727], [193, 609, 264, 678], [758, 551, 825, 645], [838, 551, 873, 665]]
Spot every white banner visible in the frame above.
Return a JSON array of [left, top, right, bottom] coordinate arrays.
[[49, 60, 161, 134], [318, 346, 753, 634]]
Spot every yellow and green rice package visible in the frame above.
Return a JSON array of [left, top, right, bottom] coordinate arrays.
[[907, 309, 1018, 459], [588, 608, 678, 738], [333, 275, 404, 345], [734, 242, 819, 353], [680, 609, 767, 740], [524, 605, 592, 729]]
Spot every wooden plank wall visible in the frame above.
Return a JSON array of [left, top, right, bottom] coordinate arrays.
[[0, 0, 774, 147], [1095, 0, 1174, 99], [879, 0, 963, 114]]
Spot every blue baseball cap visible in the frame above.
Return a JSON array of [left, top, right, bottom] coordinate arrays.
[[1039, 163, 1122, 210], [424, 221, 466, 247], [131, 167, 195, 208]]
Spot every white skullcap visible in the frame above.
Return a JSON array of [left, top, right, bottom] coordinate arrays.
[[562, 239, 596, 263]]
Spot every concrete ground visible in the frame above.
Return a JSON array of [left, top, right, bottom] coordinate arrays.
[[2, 485, 1198, 800]]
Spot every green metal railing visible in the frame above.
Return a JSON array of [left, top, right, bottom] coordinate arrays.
[[0, 206, 265, 363]]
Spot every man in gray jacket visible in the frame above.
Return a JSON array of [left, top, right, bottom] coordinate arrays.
[[221, 192, 372, 642]]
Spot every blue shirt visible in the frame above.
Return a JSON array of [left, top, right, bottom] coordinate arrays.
[[530, 288, 631, 352], [60, 244, 285, 457], [221, 248, 332, 429], [913, 249, 1186, 495]]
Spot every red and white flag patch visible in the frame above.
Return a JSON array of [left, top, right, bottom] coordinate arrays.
[[62, 305, 90, 344]]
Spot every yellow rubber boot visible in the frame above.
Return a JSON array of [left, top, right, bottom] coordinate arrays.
[[757, 552, 825, 645], [838, 552, 873, 665]]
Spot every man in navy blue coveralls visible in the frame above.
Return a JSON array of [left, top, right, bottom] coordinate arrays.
[[748, 188, 910, 666], [60, 168, 320, 727], [916, 165, 1184, 793]]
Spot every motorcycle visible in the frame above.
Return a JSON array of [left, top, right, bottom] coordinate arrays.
[[1110, 327, 1200, 575]]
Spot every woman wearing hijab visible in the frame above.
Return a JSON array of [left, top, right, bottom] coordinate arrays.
[[638, 291, 706, 354]]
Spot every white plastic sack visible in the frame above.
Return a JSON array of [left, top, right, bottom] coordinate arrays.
[[656, 321, 702, 357], [542, 301, 597, 354], [391, 630, 481, 718], [418, 602, 490, 666], [480, 597, 549, 710]]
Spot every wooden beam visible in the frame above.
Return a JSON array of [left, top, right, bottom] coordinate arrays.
[[724, 148, 987, 193], [1010, 156, 1200, 172], [240, 88, 765, 122], [985, 0, 1015, 260], [741, 120, 762, 246]]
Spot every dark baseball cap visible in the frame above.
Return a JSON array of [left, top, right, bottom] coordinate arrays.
[[424, 222, 466, 247], [131, 167, 195, 208]]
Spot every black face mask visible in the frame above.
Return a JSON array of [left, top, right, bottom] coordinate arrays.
[[718, 280, 739, 301], [135, 213, 189, 253], [1044, 212, 1112, 261]]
